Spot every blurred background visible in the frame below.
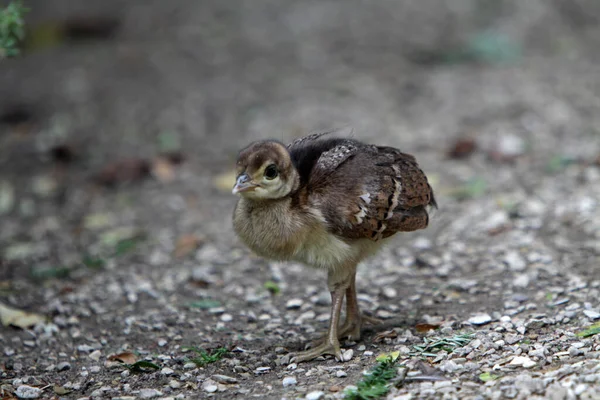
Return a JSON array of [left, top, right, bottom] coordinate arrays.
[[1, 0, 600, 306]]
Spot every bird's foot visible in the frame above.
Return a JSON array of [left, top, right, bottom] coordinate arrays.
[[338, 313, 382, 341], [290, 338, 343, 363], [309, 313, 382, 348]]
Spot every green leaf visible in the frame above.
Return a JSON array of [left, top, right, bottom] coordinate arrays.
[[411, 333, 474, 358], [157, 131, 181, 152], [576, 323, 600, 338], [82, 256, 106, 269], [183, 347, 228, 367], [263, 280, 280, 295], [467, 31, 521, 64], [345, 350, 399, 400], [126, 360, 160, 372], [449, 177, 487, 200], [30, 266, 71, 281], [546, 155, 577, 173], [188, 299, 221, 309], [479, 372, 499, 382], [0, 0, 28, 58], [114, 238, 139, 256]]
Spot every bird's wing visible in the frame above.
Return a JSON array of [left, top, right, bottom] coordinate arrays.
[[312, 146, 436, 241], [286, 127, 354, 150]]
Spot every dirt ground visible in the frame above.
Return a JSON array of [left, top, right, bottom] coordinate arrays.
[[1, 1, 600, 399]]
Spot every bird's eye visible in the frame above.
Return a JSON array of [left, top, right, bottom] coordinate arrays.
[[264, 164, 278, 180]]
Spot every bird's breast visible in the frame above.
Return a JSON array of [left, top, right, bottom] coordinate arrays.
[[233, 198, 306, 261], [233, 198, 382, 269]]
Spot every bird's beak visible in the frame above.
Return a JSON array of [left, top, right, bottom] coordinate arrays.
[[232, 173, 257, 194]]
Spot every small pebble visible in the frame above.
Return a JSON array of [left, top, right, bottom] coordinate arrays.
[[509, 356, 536, 368], [89, 350, 102, 361], [382, 287, 397, 299], [57, 362, 71, 371], [468, 313, 492, 325], [220, 313, 233, 322], [212, 374, 238, 384], [286, 298, 303, 309], [504, 251, 526, 271], [204, 385, 218, 393], [183, 362, 196, 369], [15, 385, 42, 399], [342, 349, 354, 361], [138, 389, 163, 399], [161, 367, 175, 376], [306, 391, 325, 400], [336, 370, 347, 378], [583, 310, 600, 320], [282, 376, 297, 387]]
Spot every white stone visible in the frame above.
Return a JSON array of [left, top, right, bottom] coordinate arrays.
[[513, 274, 530, 288], [220, 313, 233, 322], [306, 391, 325, 400], [496, 133, 525, 157], [412, 237, 432, 250], [138, 388, 163, 398], [504, 251, 526, 271], [382, 287, 397, 299], [583, 309, 600, 320], [15, 385, 42, 399], [468, 313, 492, 325], [510, 356, 536, 368], [161, 367, 174, 375], [204, 385, 218, 393], [89, 350, 102, 361], [342, 349, 354, 361], [392, 395, 413, 400], [286, 298, 303, 309], [282, 376, 297, 387], [183, 362, 196, 369], [336, 370, 347, 377]]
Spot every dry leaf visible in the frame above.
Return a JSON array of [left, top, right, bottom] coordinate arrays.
[[174, 234, 203, 258], [487, 224, 512, 236], [0, 302, 46, 329], [94, 158, 150, 186], [373, 329, 398, 343], [447, 137, 477, 159], [107, 351, 137, 364], [151, 156, 176, 183], [214, 170, 237, 192], [415, 323, 441, 333]]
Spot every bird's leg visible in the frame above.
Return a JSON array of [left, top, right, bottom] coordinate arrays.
[[290, 270, 350, 363], [338, 272, 382, 341]]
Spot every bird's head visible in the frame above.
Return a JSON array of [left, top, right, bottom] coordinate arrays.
[[232, 140, 299, 200]]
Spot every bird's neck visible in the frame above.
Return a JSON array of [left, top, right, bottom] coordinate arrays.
[[240, 195, 291, 211]]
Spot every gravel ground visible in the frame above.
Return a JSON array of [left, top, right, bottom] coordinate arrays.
[[1, 1, 600, 399]]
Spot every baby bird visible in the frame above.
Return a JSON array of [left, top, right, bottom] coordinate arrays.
[[232, 130, 436, 363]]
